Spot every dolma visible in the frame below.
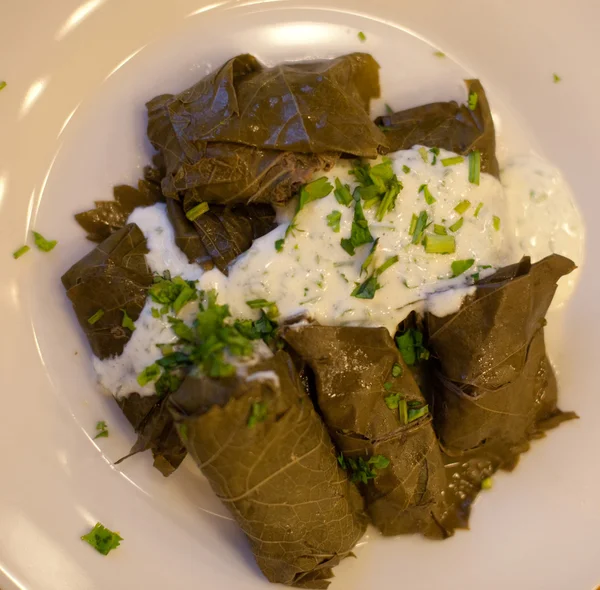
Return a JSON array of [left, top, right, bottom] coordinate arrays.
[[376, 80, 499, 177], [282, 325, 447, 539], [427, 255, 577, 466], [61, 223, 152, 359], [169, 351, 368, 589], [147, 53, 387, 203]]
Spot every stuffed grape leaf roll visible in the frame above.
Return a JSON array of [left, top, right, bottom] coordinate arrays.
[[169, 350, 368, 589]]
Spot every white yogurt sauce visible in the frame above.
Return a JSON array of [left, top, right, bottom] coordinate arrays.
[[93, 146, 584, 398]]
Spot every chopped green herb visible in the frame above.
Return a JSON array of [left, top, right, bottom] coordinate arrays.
[[297, 177, 333, 211], [81, 523, 122, 556], [429, 147, 440, 165], [449, 217, 464, 232], [151, 307, 161, 319], [398, 399, 408, 424], [358, 31, 366, 42], [248, 401, 268, 428], [553, 73, 561, 84], [408, 213, 418, 236], [468, 91, 478, 111], [340, 198, 374, 256], [454, 200, 471, 215], [137, 363, 161, 386], [149, 275, 197, 315], [402, 164, 411, 174], [469, 150, 481, 185], [87, 309, 104, 325], [275, 238, 284, 252], [418, 184, 436, 205], [360, 238, 379, 276], [384, 392, 401, 410], [12, 245, 30, 259], [391, 363, 403, 378], [433, 51, 446, 58], [32, 231, 57, 252], [451, 258, 475, 277], [418, 147, 429, 163], [0, 81, 6, 92], [93, 420, 109, 439], [168, 316, 195, 342], [178, 423, 188, 442], [493, 215, 501, 231], [411, 211, 429, 244], [408, 404, 429, 422], [396, 329, 430, 366], [423, 233, 456, 254], [481, 477, 493, 490], [441, 155, 464, 167], [473, 202, 484, 218], [351, 255, 399, 300], [385, 103, 394, 115], [338, 453, 390, 484], [383, 381, 393, 391], [433, 224, 447, 236], [326, 210, 342, 233], [185, 202, 209, 221], [375, 178, 402, 221], [334, 178, 353, 206], [121, 309, 136, 331], [246, 298, 279, 319]]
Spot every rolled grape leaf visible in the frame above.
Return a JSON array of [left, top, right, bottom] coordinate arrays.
[[376, 80, 499, 177], [147, 53, 387, 203], [282, 325, 447, 539], [169, 351, 368, 589], [75, 166, 164, 242], [427, 254, 577, 464], [61, 223, 152, 359], [115, 392, 187, 477]]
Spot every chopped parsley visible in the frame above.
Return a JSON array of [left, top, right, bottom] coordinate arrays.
[[246, 298, 279, 319], [351, 255, 399, 300], [402, 165, 411, 174], [423, 233, 456, 254], [391, 363, 403, 378], [137, 363, 161, 387], [385, 103, 394, 115], [451, 258, 475, 277], [384, 392, 401, 410], [441, 155, 464, 167], [340, 198, 374, 255], [185, 202, 209, 221], [398, 399, 408, 424], [360, 238, 379, 276], [429, 147, 440, 165], [275, 238, 284, 252], [93, 420, 109, 439], [419, 184, 436, 205], [121, 309, 135, 331], [433, 51, 446, 58], [473, 202, 484, 218], [553, 73, 561, 84], [326, 210, 342, 233], [13, 245, 30, 259], [32, 231, 57, 252], [411, 211, 429, 244], [297, 177, 333, 211], [449, 217, 464, 232], [407, 403, 429, 423], [468, 92, 478, 111], [87, 309, 104, 325], [358, 31, 366, 42], [469, 150, 481, 185], [334, 178, 353, 206], [493, 215, 501, 231], [149, 274, 197, 315], [81, 523, 122, 556], [454, 200, 471, 215], [418, 147, 429, 163], [396, 328, 430, 366], [247, 401, 268, 428], [338, 453, 390, 484], [0, 81, 6, 92]]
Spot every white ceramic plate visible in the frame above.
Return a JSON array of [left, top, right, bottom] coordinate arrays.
[[1, 1, 599, 589]]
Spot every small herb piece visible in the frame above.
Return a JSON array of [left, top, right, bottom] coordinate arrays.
[[449, 217, 464, 232], [474, 202, 484, 217], [334, 178, 353, 206], [385, 392, 401, 410], [418, 147, 429, 163], [418, 184, 436, 205], [137, 363, 161, 387], [383, 381, 393, 391], [441, 155, 464, 167], [360, 238, 379, 276], [248, 401, 268, 428], [32, 231, 57, 252], [469, 150, 481, 185], [246, 298, 279, 319], [149, 275, 197, 315], [358, 31, 367, 42], [429, 147, 440, 165], [0, 81, 6, 92], [454, 200, 471, 215], [94, 420, 109, 439], [423, 233, 456, 254], [326, 210, 342, 233], [87, 309, 104, 325], [451, 258, 475, 277], [553, 73, 561, 84], [433, 224, 447, 236], [375, 178, 402, 221], [402, 165, 411, 174], [121, 309, 135, 331], [481, 477, 493, 490], [411, 211, 429, 244], [178, 423, 188, 442], [13, 245, 30, 259], [298, 177, 333, 211], [396, 329, 430, 366], [407, 404, 429, 422], [408, 214, 417, 236], [351, 255, 399, 300], [185, 202, 209, 221], [391, 363, 403, 378], [468, 92, 479, 111], [338, 453, 390, 484], [275, 238, 284, 252], [433, 51, 446, 58], [81, 523, 123, 556], [384, 103, 394, 115], [340, 199, 374, 256], [398, 399, 408, 424], [493, 215, 501, 231]]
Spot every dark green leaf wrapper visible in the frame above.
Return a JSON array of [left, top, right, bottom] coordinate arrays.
[[147, 53, 387, 204], [169, 351, 368, 589], [61, 224, 152, 359], [426, 255, 578, 529], [376, 80, 499, 178], [282, 325, 447, 539]]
